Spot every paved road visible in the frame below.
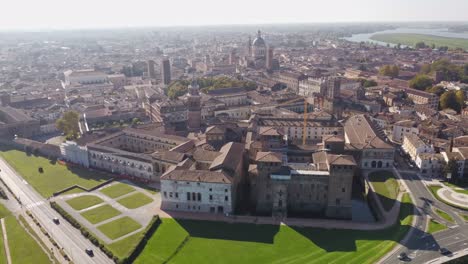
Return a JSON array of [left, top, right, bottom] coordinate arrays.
[[0, 158, 112, 264], [381, 170, 468, 264]]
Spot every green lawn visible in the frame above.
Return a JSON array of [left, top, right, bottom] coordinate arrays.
[[108, 231, 144, 259], [66, 195, 104, 211], [0, 149, 110, 197], [135, 194, 414, 264], [4, 216, 50, 264], [368, 171, 399, 211], [100, 183, 135, 198], [0, 203, 10, 219], [117, 192, 153, 209], [434, 208, 454, 223], [428, 219, 447, 234], [81, 204, 121, 224], [371, 33, 468, 50], [98, 217, 142, 240]]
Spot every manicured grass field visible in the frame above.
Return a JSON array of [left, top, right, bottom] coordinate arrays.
[[0, 148, 109, 197], [434, 208, 454, 223], [66, 195, 104, 211], [4, 216, 50, 264], [81, 204, 121, 224], [371, 33, 468, 50], [117, 192, 153, 209], [428, 186, 468, 210], [100, 183, 135, 198], [428, 219, 447, 234], [108, 231, 144, 259], [135, 194, 414, 264], [0, 203, 10, 219], [98, 216, 142, 240], [368, 171, 399, 211]]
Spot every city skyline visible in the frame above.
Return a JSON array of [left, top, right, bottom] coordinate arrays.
[[1, 0, 468, 30]]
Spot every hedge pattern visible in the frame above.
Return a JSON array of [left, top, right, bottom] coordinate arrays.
[[50, 201, 161, 263]]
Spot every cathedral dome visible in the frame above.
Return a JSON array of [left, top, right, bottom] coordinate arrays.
[[252, 30, 266, 47]]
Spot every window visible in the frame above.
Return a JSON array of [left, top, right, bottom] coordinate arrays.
[[209, 188, 212, 192], [209, 195, 213, 200], [225, 189, 228, 192], [342, 188, 345, 192], [336, 198, 341, 205], [176, 204, 178, 208], [187, 192, 191, 201], [192, 192, 196, 201], [169, 192, 173, 198], [163, 192, 167, 198], [175, 193, 179, 198], [197, 193, 201, 201], [225, 196, 229, 202]]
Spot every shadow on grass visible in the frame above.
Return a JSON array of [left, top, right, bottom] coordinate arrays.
[[168, 197, 440, 255], [66, 165, 111, 182], [173, 219, 280, 244]]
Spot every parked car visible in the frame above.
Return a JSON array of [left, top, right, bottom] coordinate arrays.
[[52, 217, 59, 224], [85, 248, 94, 257]]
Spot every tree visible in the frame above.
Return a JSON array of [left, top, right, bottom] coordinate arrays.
[[415, 41, 427, 49], [426, 86, 445, 96], [409, 74, 433, 90], [56, 111, 80, 140], [440, 91, 462, 112], [358, 78, 377, 88], [379, 65, 400, 78], [455, 90, 465, 110], [444, 159, 458, 181]]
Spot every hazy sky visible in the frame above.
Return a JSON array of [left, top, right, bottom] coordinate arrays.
[[1, 0, 468, 30]]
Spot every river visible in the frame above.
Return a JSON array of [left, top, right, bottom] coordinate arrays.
[[344, 27, 468, 47]]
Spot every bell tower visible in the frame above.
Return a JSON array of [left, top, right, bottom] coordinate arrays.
[[187, 79, 201, 131]]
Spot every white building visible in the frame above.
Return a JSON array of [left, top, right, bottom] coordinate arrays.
[[415, 153, 444, 177], [160, 170, 234, 214], [402, 134, 433, 161], [392, 120, 419, 144], [298, 77, 324, 97], [64, 69, 108, 86], [60, 141, 90, 167]]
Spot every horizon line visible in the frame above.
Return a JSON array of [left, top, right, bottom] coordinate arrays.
[[1, 20, 468, 33]]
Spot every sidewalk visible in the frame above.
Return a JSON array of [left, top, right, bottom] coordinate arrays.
[[1, 218, 12, 264]]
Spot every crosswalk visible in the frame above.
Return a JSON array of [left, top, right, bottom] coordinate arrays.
[[24, 201, 44, 209]]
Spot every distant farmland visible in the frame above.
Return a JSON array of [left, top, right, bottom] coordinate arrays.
[[371, 33, 468, 50]]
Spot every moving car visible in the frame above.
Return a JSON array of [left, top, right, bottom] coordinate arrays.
[[85, 248, 94, 257], [439, 248, 451, 256], [52, 217, 59, 224], [398, 252, 410, 261]]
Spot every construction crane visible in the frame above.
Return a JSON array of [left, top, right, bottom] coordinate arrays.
[[302, 99, 308, 145]]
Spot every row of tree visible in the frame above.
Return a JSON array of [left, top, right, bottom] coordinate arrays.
[[379, 65, 400, 78], [409, 59, 468, 91], [166, 76, 257, 99]]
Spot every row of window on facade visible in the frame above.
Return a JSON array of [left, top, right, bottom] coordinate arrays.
[[163, 191, 229, 202]]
